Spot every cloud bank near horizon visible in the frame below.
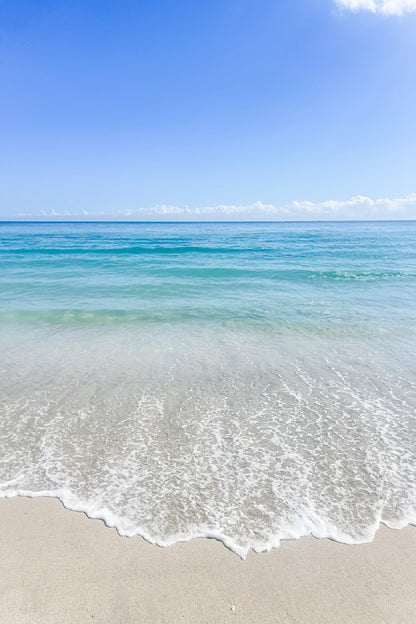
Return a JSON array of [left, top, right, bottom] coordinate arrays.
[[336, 0, 416, 14], [11, 193, 416, 222]]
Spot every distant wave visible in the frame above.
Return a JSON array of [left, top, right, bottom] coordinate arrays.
[[2, 246, 270, 255]]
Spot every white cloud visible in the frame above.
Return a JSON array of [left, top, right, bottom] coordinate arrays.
[[14, 193, 416, 221], [112, 193, 416, 220], [336, 0, 416, 14]]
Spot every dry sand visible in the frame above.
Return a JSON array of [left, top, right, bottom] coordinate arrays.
[[1, 496, 415, 623]]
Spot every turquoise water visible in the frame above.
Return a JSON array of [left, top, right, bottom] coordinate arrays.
[[1, 221, 416, 556]]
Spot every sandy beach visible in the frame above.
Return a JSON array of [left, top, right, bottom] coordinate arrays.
[[0, 497, 415, 623]]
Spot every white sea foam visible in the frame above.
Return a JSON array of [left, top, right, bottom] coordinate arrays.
[[1, 323, 416, 557]]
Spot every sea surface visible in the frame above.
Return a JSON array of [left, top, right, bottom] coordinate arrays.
[[1, 221, 416, 557]]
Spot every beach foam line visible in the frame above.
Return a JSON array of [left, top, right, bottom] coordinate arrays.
[[1, 488, 415, 559]]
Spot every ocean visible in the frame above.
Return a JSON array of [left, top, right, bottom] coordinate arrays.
[[1, 221, 416, 557]]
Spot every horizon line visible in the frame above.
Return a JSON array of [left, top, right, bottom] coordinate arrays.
[[1, 219, 416, 224]]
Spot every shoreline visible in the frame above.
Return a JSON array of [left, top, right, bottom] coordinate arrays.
[[1, 497, 416, 623]]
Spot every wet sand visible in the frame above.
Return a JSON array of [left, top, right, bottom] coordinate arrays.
[[1, 496, 415, 623]]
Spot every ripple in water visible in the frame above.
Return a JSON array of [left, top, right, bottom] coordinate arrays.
[[1, 324, 416, 557]]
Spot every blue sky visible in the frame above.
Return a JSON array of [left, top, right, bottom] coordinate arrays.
[[1, 0, 416, 220]]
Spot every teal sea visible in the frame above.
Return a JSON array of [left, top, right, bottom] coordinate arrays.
[[1, 221, 416, 557]]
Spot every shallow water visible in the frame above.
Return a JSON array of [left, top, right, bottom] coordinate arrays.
[[1, 221, 416, 557]]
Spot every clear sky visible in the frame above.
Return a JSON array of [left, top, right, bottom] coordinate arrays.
[[1, 0, 416, 220]]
